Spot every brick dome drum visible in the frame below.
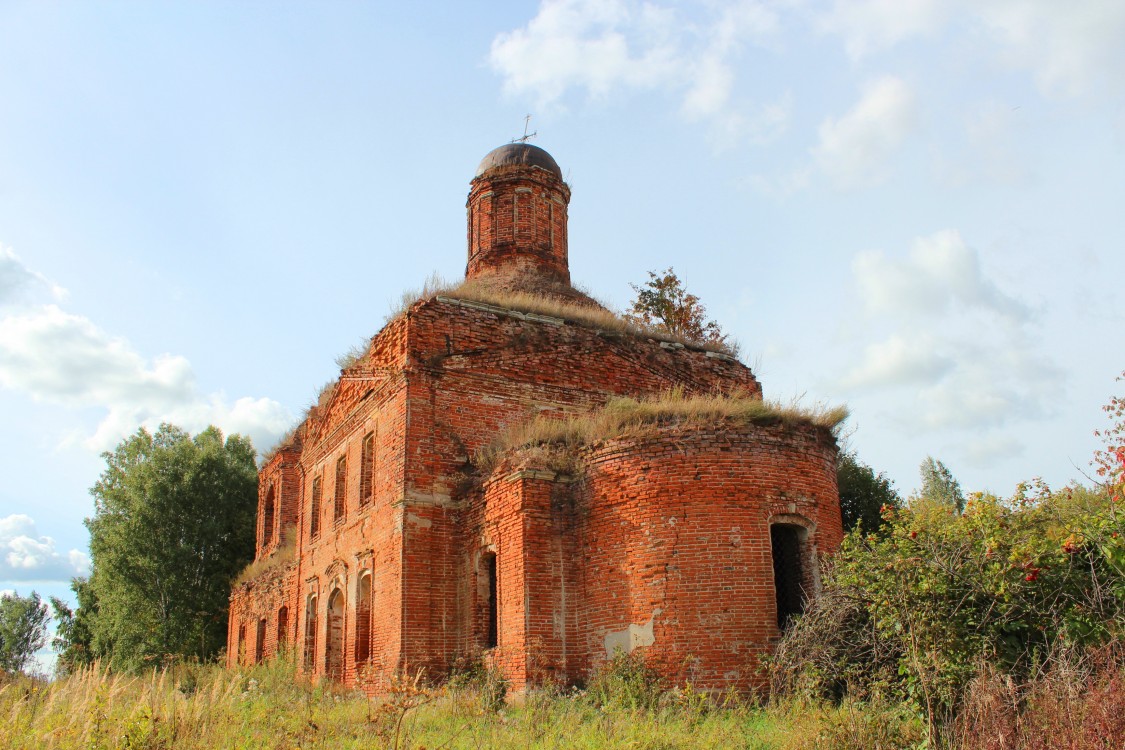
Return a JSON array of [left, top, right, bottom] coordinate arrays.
[[466, 143, 572, 289]]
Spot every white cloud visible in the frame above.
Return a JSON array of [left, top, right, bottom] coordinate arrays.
[[812, 75, 918, 189], [80, 392, 294, 456], [818, 0, 1125, 99], [490, 0, 788, 143], [0, 305, 196, 408], [962, 433, 1026, 468], [0, 514, 89, 583], [490, 0, 680, 106], [819, 0, 949, 59], [915, 346, 1062, 430], [704, 92, 794, 153], [839, 333, 953, 390], [682, 53, 736, 121], [494, 0, 1125, 172], [746, 163, 812, 198], [836, 229, 1062, 434], [0, 246, 67, 308], [852, 229, 1028, 321], [976, 0, 1125, 98], [934, 100, 1032, 187], [0, 264, 294, 454]]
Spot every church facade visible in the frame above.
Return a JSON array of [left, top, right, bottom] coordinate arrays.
[[226, 143, 842, 692]]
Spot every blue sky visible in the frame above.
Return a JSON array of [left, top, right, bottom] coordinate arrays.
[[2, 0, 1124, 667]]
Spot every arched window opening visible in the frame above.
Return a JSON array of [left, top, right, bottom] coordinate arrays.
[[237, 623, 247, 665], [303, 596, 317, 672], [334, 456, 347, 524], [262, 485, 276, 548], [481, 551, 498, 649], [771, 524, 807, 629], [325, 588, 345, 681], [255, 618, 267, 663], [277, 606, 289, 649], [360, 432, 375, 507], [310, 476, 322, 540], [354, 573, 372, 669]]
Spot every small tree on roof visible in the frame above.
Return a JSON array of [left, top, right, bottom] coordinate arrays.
[[624, 267, 730, 347]]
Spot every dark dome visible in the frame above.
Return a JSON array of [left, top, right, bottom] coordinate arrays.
[[475, 143, 562, 179]]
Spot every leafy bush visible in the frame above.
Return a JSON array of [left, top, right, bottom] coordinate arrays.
[[775, 483, 1125, 743], [774, 375, 1125, 747], [447, 654, 509, 713], [586, 649, 667, 711]]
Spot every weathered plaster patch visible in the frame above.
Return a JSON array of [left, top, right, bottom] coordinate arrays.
[[603, 609, 661, 657], [405, 513, 432, 528]]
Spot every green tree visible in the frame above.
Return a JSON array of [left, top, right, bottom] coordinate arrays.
[[50, 577, 98, 676], [0, 590, 50, 674], [85, 424, 258, 671], [624, 267, 731, 349], [918, 455, 965, 513], [837, 451, 900, 532]]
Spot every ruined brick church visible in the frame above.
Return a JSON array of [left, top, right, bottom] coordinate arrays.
[[227, 143, 842, 692]]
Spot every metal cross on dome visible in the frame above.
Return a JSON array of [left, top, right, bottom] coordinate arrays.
[[512, 114, 537, 144]]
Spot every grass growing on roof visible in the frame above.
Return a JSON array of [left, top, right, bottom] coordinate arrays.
[[478, 389, 847, 471], [387, 274, 741, 357], [233, 531, 296, 586]]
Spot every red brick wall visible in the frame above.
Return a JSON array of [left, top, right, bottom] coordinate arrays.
[[228, 564, 298, 668], [255, 447, 301, 560], [457, 421, 840, 693], [397, 298, 760, 681], [230, 316, 415, 685], [576, 423, 841, 691], [472, 466, 583, 691], [292, 377, 408, 686]]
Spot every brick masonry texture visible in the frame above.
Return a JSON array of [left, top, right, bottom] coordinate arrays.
[[227, 144, 841, 694]]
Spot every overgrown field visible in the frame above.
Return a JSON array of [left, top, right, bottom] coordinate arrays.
[[1, 656, 926, 750]]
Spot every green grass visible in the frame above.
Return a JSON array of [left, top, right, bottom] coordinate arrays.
[[0, 657, 921, 750]]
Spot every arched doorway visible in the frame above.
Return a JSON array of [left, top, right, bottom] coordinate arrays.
[[770, 523, 809, 629], [325, 588, 345, 681]]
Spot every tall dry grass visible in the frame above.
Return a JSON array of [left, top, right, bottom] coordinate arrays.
[[954, 643, 1125, 750], [233, 531, 296, 586], [387, 274, 741, 356], [0, 653, 926, 749], [477, 388, 847, 471]]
